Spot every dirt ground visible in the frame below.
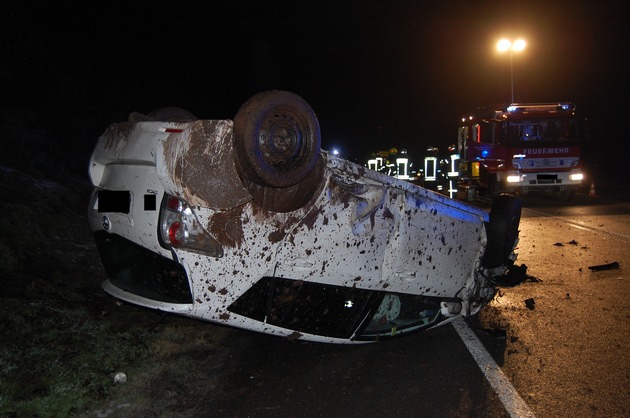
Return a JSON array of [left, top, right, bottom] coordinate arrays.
[[0, 166, 247, 417]]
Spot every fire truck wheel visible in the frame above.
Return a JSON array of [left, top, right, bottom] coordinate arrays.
[[482, 194, 522, 269], [233, 90, 321, 188], [557, 189, 575, 201], [487, 175, 500, 199]]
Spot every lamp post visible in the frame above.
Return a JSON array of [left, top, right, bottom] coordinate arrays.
[[497, 38, 526, 103]]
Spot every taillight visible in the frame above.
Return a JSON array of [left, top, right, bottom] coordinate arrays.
[[159, 194, 223, 258], [166, 196, 182, 212], [167, 221, 186, 247]]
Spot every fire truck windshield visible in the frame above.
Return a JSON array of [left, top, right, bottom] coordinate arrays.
[[506, 118, 577, 143]]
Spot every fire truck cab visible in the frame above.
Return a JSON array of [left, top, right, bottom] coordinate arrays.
[[457, 103, 584, 200]]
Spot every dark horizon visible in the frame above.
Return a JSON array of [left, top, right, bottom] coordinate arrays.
[[2, 0, 627, 178]]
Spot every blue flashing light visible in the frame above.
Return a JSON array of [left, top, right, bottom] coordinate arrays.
[[481, 149, 489, 158]]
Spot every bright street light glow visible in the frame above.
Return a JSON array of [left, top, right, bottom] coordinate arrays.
[[497, 38, 526, 52], [513, 39, 526, 51], [497, 39, 511, 52]]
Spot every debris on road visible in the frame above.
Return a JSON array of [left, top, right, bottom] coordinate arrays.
[[588, 262, 620, 272], [492, 264, 529, 287], [524, 298, 536, 310]]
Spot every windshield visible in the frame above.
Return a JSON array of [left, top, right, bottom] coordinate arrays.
[[505, 118, 577, 143]]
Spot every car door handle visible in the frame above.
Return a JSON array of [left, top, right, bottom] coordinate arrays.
[[395, 270, 417, 280], [284, 258, 314, 268]]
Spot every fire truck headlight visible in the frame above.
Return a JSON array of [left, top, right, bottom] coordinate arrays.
[[569, 173, 584, 181], [507, 175, 522, 183]]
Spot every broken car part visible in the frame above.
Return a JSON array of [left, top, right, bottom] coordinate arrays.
[[588, 262, 620, 271]]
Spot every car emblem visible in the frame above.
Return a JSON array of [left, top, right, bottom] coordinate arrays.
[[102, 216, 111, 231]]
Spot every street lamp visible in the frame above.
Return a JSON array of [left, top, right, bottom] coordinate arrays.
[[497, 38, 526, 103]]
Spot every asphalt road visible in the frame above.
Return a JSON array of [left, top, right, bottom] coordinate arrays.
[[474, 191, 630, 418], [203, 191, 630, 418]]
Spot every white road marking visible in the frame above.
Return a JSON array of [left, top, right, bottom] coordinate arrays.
[[453, 317, 536, 418]]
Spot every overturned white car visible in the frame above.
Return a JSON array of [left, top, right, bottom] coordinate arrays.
[[88, 91, 524, 343]]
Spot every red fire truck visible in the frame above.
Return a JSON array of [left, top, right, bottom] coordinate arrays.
[[457, 102, 584, 200]]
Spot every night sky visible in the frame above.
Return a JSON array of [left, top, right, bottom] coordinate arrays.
[[2, 0, 628, 178]]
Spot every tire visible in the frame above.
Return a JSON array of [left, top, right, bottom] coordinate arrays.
[[482, 193, 522, 268], [557, 189, 575, 202], [233, 90, 321, 188], [243, 157, 325, 213]]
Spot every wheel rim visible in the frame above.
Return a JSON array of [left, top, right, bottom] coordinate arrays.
[[259, 108, 309, 172]]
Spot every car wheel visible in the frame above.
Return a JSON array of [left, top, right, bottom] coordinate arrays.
[[243, 157, 325, 213], [233, 90, 321, 188], [482, 193, 522, 268]]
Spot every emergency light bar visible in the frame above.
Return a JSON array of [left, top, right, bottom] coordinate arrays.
[[507, 103, 575, 113]]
